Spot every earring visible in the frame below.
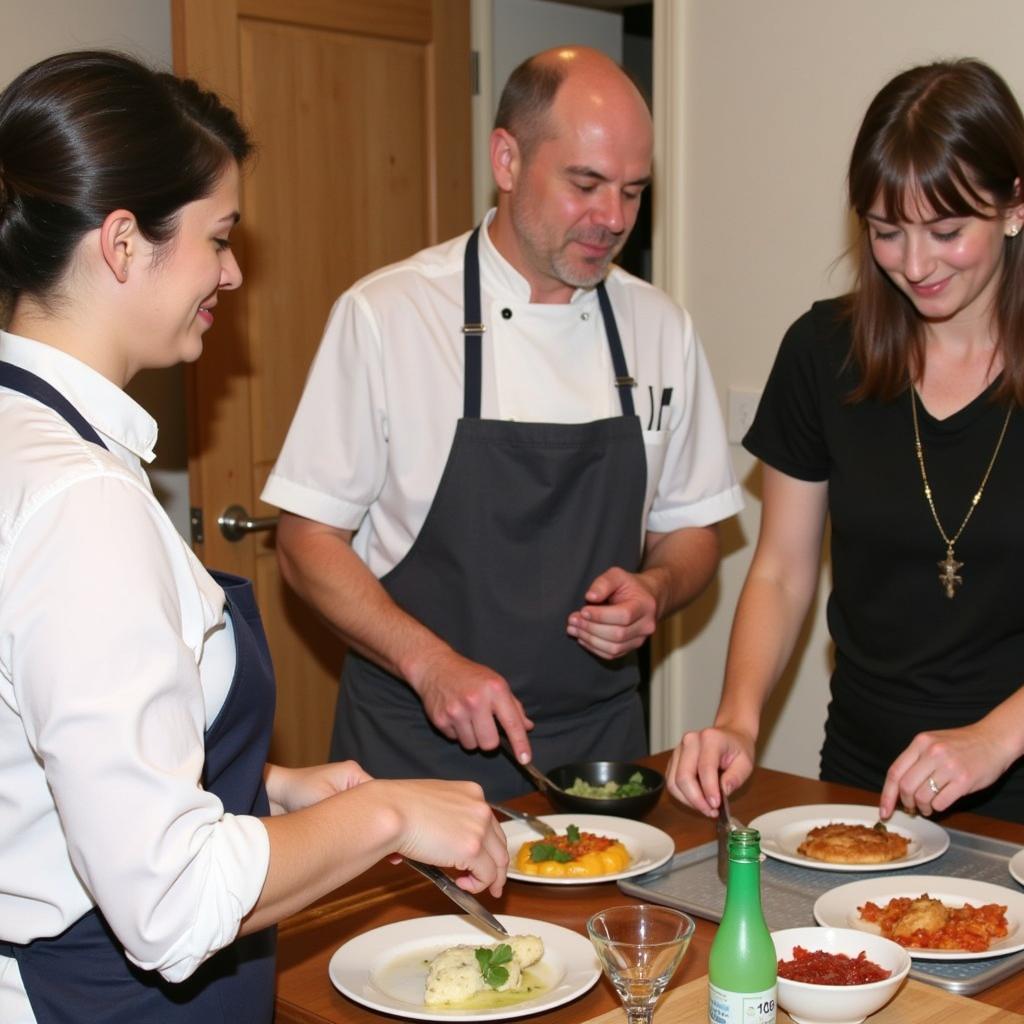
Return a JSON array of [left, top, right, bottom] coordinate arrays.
[[1008, 224, 1022, 237]]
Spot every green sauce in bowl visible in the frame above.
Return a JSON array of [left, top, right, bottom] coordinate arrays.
[[564, 771, 650, 799]]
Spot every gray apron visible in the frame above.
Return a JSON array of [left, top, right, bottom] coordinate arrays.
[[331, 227, 648, 799]]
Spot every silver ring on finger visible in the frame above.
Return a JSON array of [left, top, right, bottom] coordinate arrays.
[[926, 775, 941, 795]]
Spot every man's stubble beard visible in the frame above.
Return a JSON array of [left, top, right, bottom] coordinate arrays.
[[510, 198, 625, 291], [550, 244, 616, 289]]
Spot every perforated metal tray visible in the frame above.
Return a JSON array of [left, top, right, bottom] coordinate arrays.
[[618, 828, 1024, 995]]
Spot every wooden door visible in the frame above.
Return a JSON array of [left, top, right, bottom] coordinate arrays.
[[172, 0, 472, 766]]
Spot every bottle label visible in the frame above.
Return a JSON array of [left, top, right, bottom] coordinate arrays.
[[708, 982, 776, 1024]]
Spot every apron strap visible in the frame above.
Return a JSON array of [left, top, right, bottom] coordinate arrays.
[[0, 362, 110, 450], [461, 225, 637, 420], [462, 227, 485, 419], [597, 282, 636, 417]]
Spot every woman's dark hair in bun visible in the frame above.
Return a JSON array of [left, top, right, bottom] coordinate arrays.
[[0, 50, 251, 311]]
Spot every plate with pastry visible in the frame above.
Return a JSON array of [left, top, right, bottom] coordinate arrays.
[[500, 813, 675, 885], [747, 803, 949, 872], [813, 875, 1024, 960], [328, 914, 600, 1021]]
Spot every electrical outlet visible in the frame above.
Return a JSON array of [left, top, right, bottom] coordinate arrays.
[[727, 386, 762, 445]]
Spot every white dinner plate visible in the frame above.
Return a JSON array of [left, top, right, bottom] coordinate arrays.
[[747, 803, 949, 872], [501, 813, 675, 885], [813, 874, 1024, 960], [328, 913, 600, 1021], [1009, 849, 1024, 886]]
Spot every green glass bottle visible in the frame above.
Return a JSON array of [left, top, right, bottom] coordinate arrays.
[[708, 827, 777, 1024]]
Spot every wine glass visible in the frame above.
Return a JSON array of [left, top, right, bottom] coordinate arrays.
[[587, 904, 695, 1024]]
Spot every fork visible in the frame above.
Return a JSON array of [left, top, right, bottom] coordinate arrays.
[[716, 786, 743, 883]]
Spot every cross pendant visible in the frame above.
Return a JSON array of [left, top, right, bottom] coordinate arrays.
[[937, 547, 963, 599]]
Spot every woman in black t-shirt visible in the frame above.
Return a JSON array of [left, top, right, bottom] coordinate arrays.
[[668, 59, 1024, 824]]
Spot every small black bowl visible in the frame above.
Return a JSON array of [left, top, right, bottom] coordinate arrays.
[[543, 760, 664, 820]]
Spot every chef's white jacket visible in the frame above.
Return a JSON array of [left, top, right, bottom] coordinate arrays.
[[262, 210, 743, 575]]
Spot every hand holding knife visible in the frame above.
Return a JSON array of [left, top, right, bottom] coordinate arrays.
[[405, 859, 509, 935]]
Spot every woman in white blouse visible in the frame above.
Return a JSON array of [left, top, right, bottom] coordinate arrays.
[[0, 50, 507, 1024]]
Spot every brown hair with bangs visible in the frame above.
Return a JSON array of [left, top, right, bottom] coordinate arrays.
[[845, 58, 1024, 405]]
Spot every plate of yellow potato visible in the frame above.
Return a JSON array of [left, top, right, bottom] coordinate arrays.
[[502, 813, 674, 885]]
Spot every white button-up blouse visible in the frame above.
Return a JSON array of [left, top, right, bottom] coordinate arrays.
[[0, 332, 269, 1021]]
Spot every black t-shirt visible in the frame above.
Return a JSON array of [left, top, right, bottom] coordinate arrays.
[[745, 297, 1024, 821]]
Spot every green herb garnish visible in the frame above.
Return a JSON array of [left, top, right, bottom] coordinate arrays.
[[529, 823, 582, 862], [529, 843, 573, 862], [475, 943, 513, 989]]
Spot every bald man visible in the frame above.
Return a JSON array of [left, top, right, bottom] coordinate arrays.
[[263, 48, 743, 800]]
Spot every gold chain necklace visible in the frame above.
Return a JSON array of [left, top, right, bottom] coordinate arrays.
[[910, 387, 1012, 598]]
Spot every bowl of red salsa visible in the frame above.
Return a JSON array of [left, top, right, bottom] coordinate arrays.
[[771, 927, 911, 1024]]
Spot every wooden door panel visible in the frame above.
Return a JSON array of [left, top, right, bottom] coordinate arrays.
[[239, 0, 431, 42], [255, 549, 341, 763], [240, 20, 430, 464], [174, 0, 471, 766]]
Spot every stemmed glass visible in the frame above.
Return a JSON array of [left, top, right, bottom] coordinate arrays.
[[587, 905, 695, 1024]]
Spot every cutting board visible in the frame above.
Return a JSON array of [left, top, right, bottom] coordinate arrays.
[[580, 976, 1024, 1024]]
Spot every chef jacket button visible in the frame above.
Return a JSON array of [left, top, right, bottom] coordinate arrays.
[[581, 312, 590, 320], [501, 307, 513, 319]]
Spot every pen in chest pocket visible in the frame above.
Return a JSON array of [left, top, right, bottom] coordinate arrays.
[[646, 386, 673, 431], [657, 387, 672, 429]]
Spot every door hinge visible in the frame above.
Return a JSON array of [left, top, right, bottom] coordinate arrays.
[[470, 49, 480, 97], [190, 506, 205, 545]]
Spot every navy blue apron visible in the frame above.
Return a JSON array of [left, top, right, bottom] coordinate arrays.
[[331, 227, 649, 800], [0, 362, 277, 1023]]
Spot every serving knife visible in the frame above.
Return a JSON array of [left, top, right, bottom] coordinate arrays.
[[405, 859, 509, 935], [497, 735, 563, 794]]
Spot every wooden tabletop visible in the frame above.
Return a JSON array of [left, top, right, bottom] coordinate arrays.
[[274, 757, 1024, 1023], [582, 977, 1024, 1024]]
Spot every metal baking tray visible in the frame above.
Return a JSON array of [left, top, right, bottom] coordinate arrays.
[[618, 827, 1024, 995]]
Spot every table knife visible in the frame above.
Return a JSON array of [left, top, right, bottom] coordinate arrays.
[[489, 802, 557, 837], [405, 859, 509, 935]]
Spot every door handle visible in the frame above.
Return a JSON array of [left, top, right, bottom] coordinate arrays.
[[218, 504, 279, 542]]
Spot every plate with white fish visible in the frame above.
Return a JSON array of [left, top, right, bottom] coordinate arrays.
[[328, 913, 600, 1021]]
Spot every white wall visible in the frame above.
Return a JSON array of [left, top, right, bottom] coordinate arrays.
[[0, 0, 168, 68], [0, 1, 188, 537], [661, 1, 1024, 777], [491, 0, 622, 97]]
